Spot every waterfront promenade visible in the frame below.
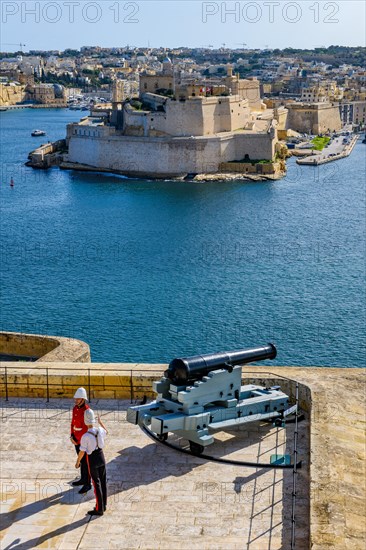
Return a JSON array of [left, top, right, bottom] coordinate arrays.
[[0, 104, 67, 110], [1, 364, 365, 549], [296, 134, 358, 165]]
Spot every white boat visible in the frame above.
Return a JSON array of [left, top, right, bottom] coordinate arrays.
[[31, 129, 46, 137]]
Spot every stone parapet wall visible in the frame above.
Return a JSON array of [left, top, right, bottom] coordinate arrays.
[[0, 332, 91, 363], [27, 139, 66, 168], [0, 362, 161, 399]]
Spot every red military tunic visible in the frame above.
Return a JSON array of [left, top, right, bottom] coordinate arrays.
[[71, 402, 90, 444]]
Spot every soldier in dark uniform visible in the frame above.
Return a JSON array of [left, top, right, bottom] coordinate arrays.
[[70, 387, 91, 494], [76, 408, 108, 516]]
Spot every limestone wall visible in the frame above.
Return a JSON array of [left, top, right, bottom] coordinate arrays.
[[287, 103, 342, 134], [220, 161, 278, 175], [225, 76, 262, 110], [123, 96, 251, 137], [140, 73, 174, 94], [66, 128, 276, 176], [0, 332, 90, 362], [234, 129, 277, 161], [0, 84, 27, 106]]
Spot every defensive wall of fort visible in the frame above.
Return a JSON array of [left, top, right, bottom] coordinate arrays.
[[286, 103, 342, 134], [125, 95, 252, 137], [65, 125, 277, 177]]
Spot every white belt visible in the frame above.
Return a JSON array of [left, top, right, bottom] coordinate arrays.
[[73, 427, 82, 431]]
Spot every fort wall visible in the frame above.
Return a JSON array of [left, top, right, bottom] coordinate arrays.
[[287, 102, 342, 134], [125, 96, 252, 137], [66, 127, 277, 176], [0, 83, 27, 106]]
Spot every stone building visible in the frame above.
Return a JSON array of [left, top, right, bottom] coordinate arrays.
[[286, 102, 342, 134], [120, 92, 252, 137], [65, 63, 278, 178], [301, 81, 343, 103], [139, 60, 263, 111], [352, 100, 366, 126], [24, 83, 66, 105]]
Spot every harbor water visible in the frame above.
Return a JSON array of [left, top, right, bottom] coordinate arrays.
[[0, 108, 365, 366]]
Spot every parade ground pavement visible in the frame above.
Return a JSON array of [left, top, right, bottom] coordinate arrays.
[[1, 398, 309, 549]]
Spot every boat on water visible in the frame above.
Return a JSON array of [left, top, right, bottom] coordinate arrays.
[[0, 106, 8, 112], [31, 130, 46, 137]]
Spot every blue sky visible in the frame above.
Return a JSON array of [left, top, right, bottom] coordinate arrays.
[[1, 1, 365, 52]]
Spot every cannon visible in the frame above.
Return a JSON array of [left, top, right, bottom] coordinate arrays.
[[127, 344, 293, 455], [164, 343, 277, 384]]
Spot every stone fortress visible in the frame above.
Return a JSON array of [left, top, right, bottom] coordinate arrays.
[[65, 59, 280, 178]]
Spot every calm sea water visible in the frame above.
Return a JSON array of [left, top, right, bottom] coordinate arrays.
[[0, 108, 365, 366]]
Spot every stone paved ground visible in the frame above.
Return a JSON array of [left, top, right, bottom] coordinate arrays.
[[0, 398, 309, 550]]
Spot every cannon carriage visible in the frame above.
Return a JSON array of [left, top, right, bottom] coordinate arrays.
[[127, 344, 294, 454]]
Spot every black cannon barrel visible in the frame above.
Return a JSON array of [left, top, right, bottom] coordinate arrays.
[[165, 343, 277, 384]]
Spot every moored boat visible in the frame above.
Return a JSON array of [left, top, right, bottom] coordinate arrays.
[[31, 129, 46, 137]]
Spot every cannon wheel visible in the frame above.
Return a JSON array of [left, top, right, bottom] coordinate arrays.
[[157, 433, 168, 442], [189, 441, 204, 455]]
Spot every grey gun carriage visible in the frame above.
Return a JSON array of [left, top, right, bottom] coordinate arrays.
[[127, 343, 295, 454]]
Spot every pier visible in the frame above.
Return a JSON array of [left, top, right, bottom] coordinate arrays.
[[26, 140, 67, 169], [296, 134, 358, 165], [0, 103, 67, 111]]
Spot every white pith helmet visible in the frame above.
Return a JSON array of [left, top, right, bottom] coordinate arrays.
[[84, 409, 97, 425], [74, 387, 88, 400]]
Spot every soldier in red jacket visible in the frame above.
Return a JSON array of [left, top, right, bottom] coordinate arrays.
[[70, 387, 91, 494]]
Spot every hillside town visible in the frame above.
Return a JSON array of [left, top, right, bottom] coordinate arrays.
[[2, 45, 365, 178]]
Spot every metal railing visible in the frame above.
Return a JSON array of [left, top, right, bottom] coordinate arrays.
[[0, 365, 163, 404], [241, 371, 302, 550]]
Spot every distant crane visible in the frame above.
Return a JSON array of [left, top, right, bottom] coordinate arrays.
[[1, 43, 26, 51], [236, 43, 247, 49]]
